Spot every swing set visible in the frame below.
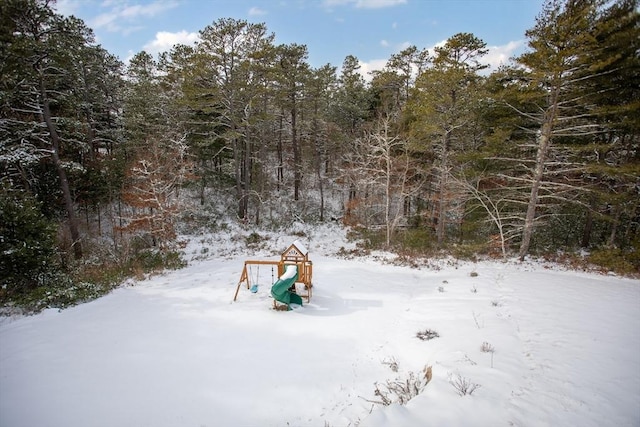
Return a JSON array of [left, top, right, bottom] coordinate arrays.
[[233, 240, 313, 308]]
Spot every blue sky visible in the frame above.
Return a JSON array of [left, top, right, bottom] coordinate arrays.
[[55, 0, 543, 76]]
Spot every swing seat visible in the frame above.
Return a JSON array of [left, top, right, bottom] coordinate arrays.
[[250, 284, 259, 293]]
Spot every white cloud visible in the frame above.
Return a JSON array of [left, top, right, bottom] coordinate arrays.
[[424, 39, 523, 73], [248, 7, 268, 16], [354, 0, 407, 8], [120, 2, 178, 18], [143, 30, 200, 56], [353, 58, 387, 82], [90, 0, 179, 34], [482, 40, 524, 71], [322, 0, 406, 9], [398, 41, 412, 51], [90, 12, 120, 32], [354, 38, 513, 84], [52, 0, 81, 15], [426, 39, 447, 56]]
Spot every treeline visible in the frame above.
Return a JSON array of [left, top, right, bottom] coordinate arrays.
[[1, 0, 639, 304]]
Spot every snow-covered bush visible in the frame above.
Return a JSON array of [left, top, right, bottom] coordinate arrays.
[[448, 372, 481, 396], [416, 328, 440, 341], [480, 341, 495, 353], [364, 357, 434, 407]]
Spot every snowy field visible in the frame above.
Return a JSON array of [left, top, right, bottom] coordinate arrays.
[[1, 225, 639, 427]]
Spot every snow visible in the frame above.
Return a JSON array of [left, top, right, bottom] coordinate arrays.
[[281, 263, 298, 280], [292, 239, 308, 256], [1, 225, 639, 427]]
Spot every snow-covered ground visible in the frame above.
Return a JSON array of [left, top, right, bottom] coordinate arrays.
[[1, 224, 639, 427]]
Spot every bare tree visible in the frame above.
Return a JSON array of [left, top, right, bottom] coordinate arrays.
[[119, 135, 193, 252], [454, 174, 526, 258], [343, 114, 422, 246]]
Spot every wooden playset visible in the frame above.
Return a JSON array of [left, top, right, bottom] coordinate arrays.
[[233, 240, 313, 308]]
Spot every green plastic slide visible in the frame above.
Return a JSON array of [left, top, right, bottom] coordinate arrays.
[[271, 265, 303, 308]]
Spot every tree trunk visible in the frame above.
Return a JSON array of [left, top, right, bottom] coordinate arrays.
[[313, 119, 325, 222], [291, 100, 301, 201], [385, 155, 392, 247], [518, 121, 553, 261], [277, 112, 284, 191], [82, 64, 96, 163], [608, 205, 621, 247], [40, 80, 83, 259], [581, 196, 596, 248], [243, 136, 252, 219], [436, 134, 450, 246], [234, 136, 247, 220], [518, 71, 562, 261], [199, 159, 206, 206]]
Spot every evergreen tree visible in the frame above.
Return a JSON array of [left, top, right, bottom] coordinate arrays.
[[513, 0, 637, 259], [333, 55, 372, 137], [577, 0, 639, 249], [0, 184, 58, 296], [193, 18, 275, 221], [408, 33, 488, 245], [274, 43, 310, 202], [306, 64, 338, 221], [0, 0, 109, 259], [333, 55, 372, 212]]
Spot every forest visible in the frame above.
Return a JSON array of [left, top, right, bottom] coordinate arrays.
[[1, 0, 638, 310]]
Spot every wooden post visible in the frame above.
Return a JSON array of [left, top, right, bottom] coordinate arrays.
[[233, 264, 249, 302], [233, 260, 282, 302]]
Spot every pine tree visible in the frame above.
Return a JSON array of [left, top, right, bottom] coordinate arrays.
[[577, 0, 639, 249], [408, 33, 488, 246], [306, 64, 338, 222], [0, 0, 109, 259], [274, 43, 310, 202], [513, 0, 638, 259], [193, 18, 276, 221], [0, 184, 58, 296]]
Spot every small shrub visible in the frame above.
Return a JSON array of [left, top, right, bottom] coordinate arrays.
[[245, 232, 264, 246], [588, 247, 639, 276], [438, 286, 445, 293], [3, 246, 187, 313], [450, 243, 483, 261], [359, 228, 387, 250], [399, 228, 436, 252], [470, 285, 478, 293], [472, 311, 484, 329], [448, 373, 481, 396], [480, 341, 495, 353], [6, 271, 114, 313], [370, 367, 432, 406], [416, 328, 440, 341], [336, 246, 369, 259], [132, 249, 185, 271], [382, 356, 399, 372], [490, 300, 501, 307], [481, 342, 496, 368]]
